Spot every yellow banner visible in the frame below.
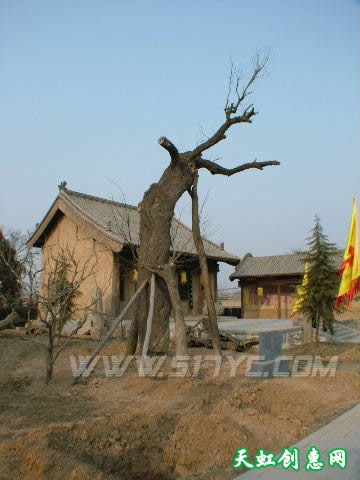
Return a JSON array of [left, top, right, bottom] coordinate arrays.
[[291, 263, 309, 318], [335, 199, 360, 308]]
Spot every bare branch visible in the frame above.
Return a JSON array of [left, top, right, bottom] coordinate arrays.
[[195, 157, 280, 176], [189, 109, 256, 159], [52, 312, 91, 363], [190, 54, 269, 159], [158, 136, 179, 163], [224, 59, 235, 112], [197, 122, 211, 143], [225, 52, 269, 120], [107, 181, 138, 261]]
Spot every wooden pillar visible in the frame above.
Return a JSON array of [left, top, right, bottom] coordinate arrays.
[[214, 265, 218, 301], [198, 269, 204, 315], [111, 254, 121, 317], [240, 283, 246, 319], [277, 285, 281, 319], [191, 270, 199, 314]]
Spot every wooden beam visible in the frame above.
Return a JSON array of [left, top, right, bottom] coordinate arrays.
[[111, 254, 121, 317], [277, 285, 281, 319], [240, 287, 246, 319]]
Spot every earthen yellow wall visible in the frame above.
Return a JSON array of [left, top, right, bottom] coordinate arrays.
[[40, 215, 114, 321], [242, 288, 360, 321], [39, 215, 220, 322], [243, 305, 279, 319]]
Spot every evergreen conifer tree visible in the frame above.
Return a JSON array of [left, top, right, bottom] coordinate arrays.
[[0, 229, 22, 316], [297, 217, 339, 340]]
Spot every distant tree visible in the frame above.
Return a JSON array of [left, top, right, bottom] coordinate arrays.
[[0, 228, 23, 316], [0, 229, 40, 321], [297, 217, 339, 341]]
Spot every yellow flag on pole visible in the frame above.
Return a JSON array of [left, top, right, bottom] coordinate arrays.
[[335, 199, 360, 309], [290, 262, 309, 318]]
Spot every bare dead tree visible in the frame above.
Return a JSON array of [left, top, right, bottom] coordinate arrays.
[[37, 246, 97, 383], [126, 55, 280, 355]]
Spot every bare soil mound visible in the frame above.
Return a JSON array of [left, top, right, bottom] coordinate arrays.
[[1, 413, 177, 480], [0, 334, 359, 480]]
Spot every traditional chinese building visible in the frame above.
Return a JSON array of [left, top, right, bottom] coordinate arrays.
[[27, 185, 239, 322], [229, 251, 359, 320], [221, 291, 241, 317]]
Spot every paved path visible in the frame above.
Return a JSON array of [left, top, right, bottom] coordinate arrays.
[[171, 317, 299, 340], [234, 403, 360, 479], [322, 321, 360, 344], [184, 317, 360, 343], [174, 317, 360, 344], [217, 318, 294, 335]]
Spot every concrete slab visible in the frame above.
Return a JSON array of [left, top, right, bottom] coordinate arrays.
[[234, 403, 360, 479], [217, 317, 294, 335], [170, 317, 301, 342]]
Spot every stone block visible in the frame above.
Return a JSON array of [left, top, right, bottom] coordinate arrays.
[[259, 331, 283, 361]]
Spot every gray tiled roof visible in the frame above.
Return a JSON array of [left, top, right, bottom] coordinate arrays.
[[65, 189, 239, 263], [34, 189, 239, 264], [230, 251, 344, 280]]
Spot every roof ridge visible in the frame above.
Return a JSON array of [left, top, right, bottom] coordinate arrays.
[[244, 250, 344, 261], [244, 252, 304, 260], [230, 249, 345, 281], [65, 189, 138, 211]]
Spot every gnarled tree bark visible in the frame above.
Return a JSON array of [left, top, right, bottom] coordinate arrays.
[[126, 56, 280, 355], [126, 138, 195, 354]]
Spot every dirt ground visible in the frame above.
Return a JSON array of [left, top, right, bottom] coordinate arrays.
[[0, 331, 359, 480]]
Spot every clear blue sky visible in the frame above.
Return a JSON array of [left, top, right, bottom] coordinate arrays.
[[1, 0, 359, 288]]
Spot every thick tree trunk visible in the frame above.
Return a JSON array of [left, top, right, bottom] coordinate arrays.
[[191, 172, 222, 355], [127, 145, 194, 354]]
